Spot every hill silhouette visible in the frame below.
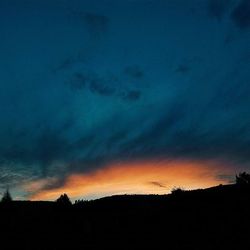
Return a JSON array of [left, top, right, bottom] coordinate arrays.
[[1, 180, 250, 249]]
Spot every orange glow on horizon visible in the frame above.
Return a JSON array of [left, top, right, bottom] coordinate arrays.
[[25, 159, 233, 201]]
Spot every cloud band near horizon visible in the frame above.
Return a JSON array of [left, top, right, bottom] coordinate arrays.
[[0, 0, 249, 199]]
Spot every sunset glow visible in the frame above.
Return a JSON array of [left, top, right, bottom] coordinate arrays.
[[26, 159, 233, 201], [0, 0, 249, 201]]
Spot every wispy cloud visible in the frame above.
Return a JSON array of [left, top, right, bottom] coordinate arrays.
[[149, 181, 166, 188], [0, 0, 249, 199], [25, 159, 233, 200]]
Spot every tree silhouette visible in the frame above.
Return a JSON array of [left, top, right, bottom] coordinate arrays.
[[1, 189, 12, 203], [171, 187, 185, 195], [56, 193, 72, 206], [236, 172, 250, 186]]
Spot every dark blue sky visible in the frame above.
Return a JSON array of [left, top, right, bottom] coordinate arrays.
[[0, 0, 250, 200]]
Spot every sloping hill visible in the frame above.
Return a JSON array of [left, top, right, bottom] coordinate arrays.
[[0, 184, 250, 249]]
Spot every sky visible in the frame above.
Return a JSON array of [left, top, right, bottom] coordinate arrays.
[[0, 0, 249, 201]]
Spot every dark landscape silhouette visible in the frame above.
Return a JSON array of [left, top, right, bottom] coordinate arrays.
[[0, 172, 250, 249]]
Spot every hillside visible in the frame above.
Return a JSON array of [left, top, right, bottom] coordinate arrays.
[[1, 184, 250, 249]]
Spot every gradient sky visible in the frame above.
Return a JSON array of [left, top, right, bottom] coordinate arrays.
[[0, 0, 249, 200]]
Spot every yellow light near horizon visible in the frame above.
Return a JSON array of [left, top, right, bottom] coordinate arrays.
[[26, 159, 233, 201]]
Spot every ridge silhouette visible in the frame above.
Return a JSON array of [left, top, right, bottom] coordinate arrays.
[[1, 173, 250, 249]]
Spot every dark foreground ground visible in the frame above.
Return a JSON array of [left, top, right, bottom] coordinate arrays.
[[1, 184, 250, 249]]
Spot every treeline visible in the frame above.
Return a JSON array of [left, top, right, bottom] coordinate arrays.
[[0, 172, 250, 249], [1, 171, 250, 205]]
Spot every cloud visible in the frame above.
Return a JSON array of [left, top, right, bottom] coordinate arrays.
[[216, 174, 235, 184], [63, 69, 142, 101], [120, 90, 141, 101], [71, 11, 109, 38], [26, 159, 232, 200], [66, 72, 89, 90], [207, 0, 232, 20], [84, 12, 109, 35], [0, 0, 249, 199], [0, 172, 23, 188], [231, 0, 250, 29], [175, 64, 190, 74], [149, 181, 166, 188], [89, 77, 116, 96], [123, 66, 144, 79], [33, 129, 72, 176], [53, 58, 75, 73]]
